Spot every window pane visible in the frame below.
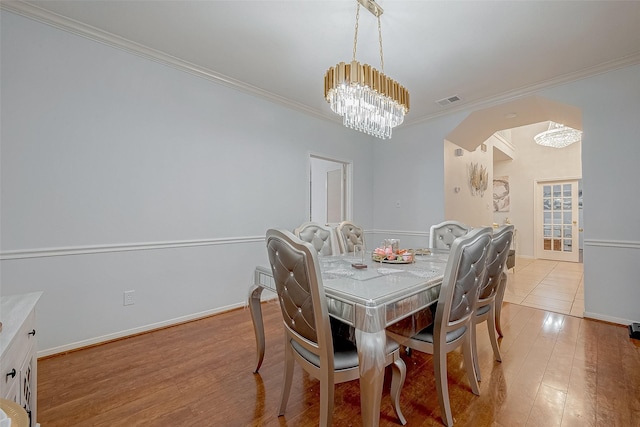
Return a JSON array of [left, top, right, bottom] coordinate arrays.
[[544, 198, 551, 210], [563, 184, 572, 197], [553, 185, 561, 197], [554, 198, 562, 209], [543, 185, 551, 197], [563, 198, 572, 210]]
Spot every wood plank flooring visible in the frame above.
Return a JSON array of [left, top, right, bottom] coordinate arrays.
[[38, 297, 639, 426]]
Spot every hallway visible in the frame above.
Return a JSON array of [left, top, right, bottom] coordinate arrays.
[[503, 257, 584, 317]]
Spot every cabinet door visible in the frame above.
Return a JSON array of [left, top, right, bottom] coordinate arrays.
[[3, 375, 20, 404], [20, 351, 36, 425], [1, 346, 21, 402]]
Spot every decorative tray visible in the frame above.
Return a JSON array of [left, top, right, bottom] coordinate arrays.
[[372, 248, 415, 264], [372, 256, 413, 264]]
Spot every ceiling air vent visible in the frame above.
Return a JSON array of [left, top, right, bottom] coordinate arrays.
[[435, 95, 462, 107]]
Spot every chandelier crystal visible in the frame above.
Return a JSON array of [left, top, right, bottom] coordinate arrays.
[[324, 0, 409, 139], [534, 122, 582, 148]]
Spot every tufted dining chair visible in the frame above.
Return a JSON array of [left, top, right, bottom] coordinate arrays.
[[387, 227, 492, 427], [336, 221, 365, 254], [429, 220, 472, 250], [266, 229, 407, 426], [294, 222, 340, 256], [470, 225, 514, 381]]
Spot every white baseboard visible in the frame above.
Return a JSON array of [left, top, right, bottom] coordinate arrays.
[[583, 311, 636, 326], [37, 302, 248, 358]]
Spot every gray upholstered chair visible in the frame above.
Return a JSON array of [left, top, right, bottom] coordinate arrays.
[[294, 222, 340, 256], [471, 225, 514, 381], [429, 220, 471, 250], [266, 229, 407, 426], [387, 227, 492, 427], [296, 223, 356, 346], [336, 221, 365, 254]]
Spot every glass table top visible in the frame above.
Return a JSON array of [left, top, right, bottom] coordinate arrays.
[[318, 251, 449, 305]]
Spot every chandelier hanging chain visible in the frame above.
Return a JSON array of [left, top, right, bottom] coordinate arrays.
[[351, 3, 385, 73], [377, 14, 384, 73], [352, 3, 360, 62]]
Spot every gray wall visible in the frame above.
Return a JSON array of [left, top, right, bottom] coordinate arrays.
[[374, 64, 640, 325], [0, 12, 374, 354]]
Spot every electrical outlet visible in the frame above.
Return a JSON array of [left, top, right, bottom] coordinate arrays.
[[123, 290, 135, 306]]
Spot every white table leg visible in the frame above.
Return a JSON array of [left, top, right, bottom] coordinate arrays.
[[354, 304, 387, 427]]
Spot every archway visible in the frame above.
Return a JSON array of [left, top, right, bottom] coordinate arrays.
[[444, 95, 584, 316]]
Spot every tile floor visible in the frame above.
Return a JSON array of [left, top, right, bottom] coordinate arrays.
[[503, 257, 585, 317]]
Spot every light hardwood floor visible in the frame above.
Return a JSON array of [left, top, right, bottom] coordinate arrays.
[[504, 257, 585, 318], [38, 286, 639, 426]]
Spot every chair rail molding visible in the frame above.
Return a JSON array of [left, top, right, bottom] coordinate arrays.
[[583, 239, 640, 250], [371, 229, 430, 238], [0, 236, 265, 260]]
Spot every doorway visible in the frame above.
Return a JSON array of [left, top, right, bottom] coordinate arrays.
[[444, 96, 585, 315], [309, 155, 351, 225]]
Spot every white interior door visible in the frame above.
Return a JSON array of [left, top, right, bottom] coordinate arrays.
[[309, 155, 351, 225], [326, 168, 343, 223], [535, 180, 580, 262]]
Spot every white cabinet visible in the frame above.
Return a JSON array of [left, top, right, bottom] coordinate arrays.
[[1, 292, 42, 427]]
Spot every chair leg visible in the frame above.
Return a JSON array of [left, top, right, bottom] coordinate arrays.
[[462, 333, 480, 396], [471, 320, 481, 382], [390, 358, 407, 425], [278, 340, 295, 416], [495, 273, 508, 337], [495, 304, 504, 337], [434, 348, 454, 427], [318, 375, 335, 427], [487, 307, 502, 363]]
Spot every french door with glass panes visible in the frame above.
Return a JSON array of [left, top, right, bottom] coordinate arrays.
[[535, 180, 579, 262]]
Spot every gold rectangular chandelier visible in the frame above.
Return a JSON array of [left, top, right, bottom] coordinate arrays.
[[324, 0, 410, 140]]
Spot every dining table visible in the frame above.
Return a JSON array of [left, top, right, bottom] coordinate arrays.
[[248, 249, 451, 427]]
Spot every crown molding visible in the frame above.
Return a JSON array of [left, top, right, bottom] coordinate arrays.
[[403, 51, 640, 128], [0, 1, 334, 123], [3, 1, 639, 133]]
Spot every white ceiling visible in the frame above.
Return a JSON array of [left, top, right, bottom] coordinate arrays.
[[6, 0, 640, 127]]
